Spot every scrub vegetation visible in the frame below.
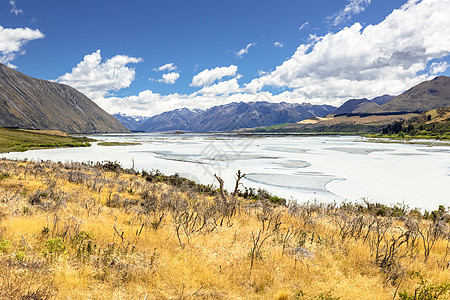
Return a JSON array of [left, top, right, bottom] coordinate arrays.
[[0, 159, 448, 299]]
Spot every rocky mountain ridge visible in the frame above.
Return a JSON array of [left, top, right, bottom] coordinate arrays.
[[0, 63, 127, 134], [133, 102, 336, 132]]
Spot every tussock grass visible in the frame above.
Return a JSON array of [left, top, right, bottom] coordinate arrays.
[[0, 159, 448, 299]]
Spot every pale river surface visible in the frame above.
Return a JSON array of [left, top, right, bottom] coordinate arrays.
[[2, 134, 449, 211]]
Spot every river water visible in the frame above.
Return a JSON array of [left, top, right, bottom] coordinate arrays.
[[2, 133, 449, 210]]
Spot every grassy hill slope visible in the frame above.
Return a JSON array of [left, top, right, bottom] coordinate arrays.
[[248, 113, 420, 134], [356, 76, 450, 114], [0, 128, 92, 153]]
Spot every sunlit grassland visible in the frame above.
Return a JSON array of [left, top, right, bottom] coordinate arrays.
[[0, 128, 92, 153], [0, 160, 448, 299]]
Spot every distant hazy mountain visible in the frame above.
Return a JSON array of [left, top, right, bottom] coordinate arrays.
[[113, 113, 149, 131], [0, 63, 127, 133], [332, 95, 394, 115], [135, 101, 336, 132], [136, 108, 201, 132]]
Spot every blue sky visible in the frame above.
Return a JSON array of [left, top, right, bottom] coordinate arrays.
[[1, 0, 449, 116]]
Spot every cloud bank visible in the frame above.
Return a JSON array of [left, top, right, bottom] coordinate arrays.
[[60, 0, 450, 117], [246, 0, 450, 105]]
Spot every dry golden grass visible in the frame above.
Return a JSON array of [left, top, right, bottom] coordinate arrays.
[[0, 159, 448, 299], [18, 129, 69, 137]]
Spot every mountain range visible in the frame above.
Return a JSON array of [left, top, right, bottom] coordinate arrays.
[[114, 76, 450, 133], [248, 76, 450, 133], [1, 61, 448, 135], [119, 102, 337, 132], [112, 114, 150, 131], [0, 64, 127, 134]]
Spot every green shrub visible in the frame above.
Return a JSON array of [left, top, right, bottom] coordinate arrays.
[[0, 239, 11, 254], [43, 237, 66, 258], [269, 195, 286, 205], [15, 250, 25, 261], [399, 271, 450, 300]]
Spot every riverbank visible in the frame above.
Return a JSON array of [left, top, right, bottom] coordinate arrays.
[[0, 159, 448, 299], [2, 133, 448, 211], [0, 128, 92, 153]]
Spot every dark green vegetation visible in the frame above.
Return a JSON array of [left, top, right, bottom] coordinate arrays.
[[375, 107, 450, 140], [248, 123, 290, 132], [97, 141, 141, 146], [0, 128, 92, 153], [252, 121, 385, 134], [399, 271, 450, 300], [0, 63, 127, 133]]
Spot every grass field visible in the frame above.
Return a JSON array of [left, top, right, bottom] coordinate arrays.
[[0, 128, 92, 153], [0, 160, 448, 299]]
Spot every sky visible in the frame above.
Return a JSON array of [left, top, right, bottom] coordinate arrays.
[[1, 0, 450, 117]]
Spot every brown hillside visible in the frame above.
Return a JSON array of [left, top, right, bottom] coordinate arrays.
[[0, 64, 128, 133], [356, 76, 450, 114]]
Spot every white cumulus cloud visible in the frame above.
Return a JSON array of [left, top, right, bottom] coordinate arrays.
[[196, 78, 240, 95], [330, 0, 371, 26], [0, 25, 44, 67], [56, 50, 143, 99], [235, 42, 256, 58], [246, 0, 450, 105], [158, 72, 180, 84], [191, 65, 238, 87], [153, 63, 177, 72]]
